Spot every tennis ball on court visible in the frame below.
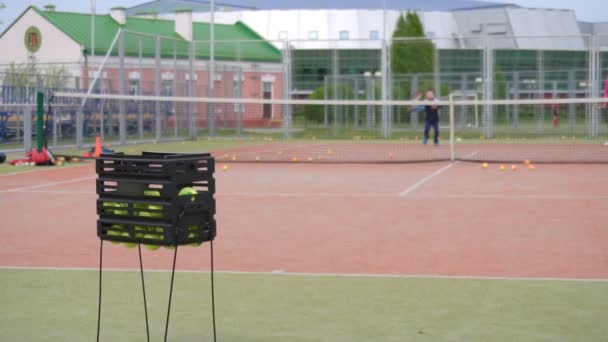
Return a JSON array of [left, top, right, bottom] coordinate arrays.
[[528, 164, 536, 170], [72, 157, 80, 163], [292, 157, 299, 162], [482, 163, 489, 169], [178, 187, 197, 202], [499, 165, 506, 171], [255, 156, 261, 161], [511, 165, 518, 171], [231, 155, 237, 161], [523, 160, 531, 165], [327, 149, 333, 155], [456, 138, 462, 142], [56, 160, 63, 166], [222, 165, 228, 171], [307, 156, 313, 161]]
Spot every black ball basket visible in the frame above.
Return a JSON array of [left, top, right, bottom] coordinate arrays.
[[96, 151, 216, 247]]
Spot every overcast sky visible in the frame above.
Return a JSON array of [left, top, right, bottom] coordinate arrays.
[[0, 0, 606, 31]]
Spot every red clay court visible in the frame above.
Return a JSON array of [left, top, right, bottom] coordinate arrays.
[[2, 161, 607, 280]]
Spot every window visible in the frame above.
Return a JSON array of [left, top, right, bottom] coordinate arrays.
[[233, 78, 243, 112], [369, 30, 379, 40], [162, 80, 173, 96], [129, 79, 140, 95], [263, 82, 273, 93], [308, 30, 318, 40], [278, 31, 288, 40], [339, 30, 349, 40]]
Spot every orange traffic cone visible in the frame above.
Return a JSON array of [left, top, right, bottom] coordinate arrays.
[[92, 135, 103, 158]]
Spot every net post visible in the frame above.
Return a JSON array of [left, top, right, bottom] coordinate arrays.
[[449, 101, 455, 163]]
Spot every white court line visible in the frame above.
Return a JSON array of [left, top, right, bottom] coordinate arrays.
[[1, 265, 606, 283], [1, 175, 95, 193], [410, 194, 608, 200], [399, 163, 455, 197], [2, 189, 607, 201], [0, 163, 91, 177]]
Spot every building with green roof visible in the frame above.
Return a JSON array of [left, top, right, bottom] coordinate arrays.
[[0, 6, 281, 63], [0, 5, 286, 121]]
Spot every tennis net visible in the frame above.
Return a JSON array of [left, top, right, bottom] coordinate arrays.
[[50, 92, 608, 163]]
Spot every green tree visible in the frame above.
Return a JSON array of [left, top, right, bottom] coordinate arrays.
[[391, 12, 435, 75], [296, 83, 355, 124]]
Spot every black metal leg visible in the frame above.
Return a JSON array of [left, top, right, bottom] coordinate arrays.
[[138, 245, 150, 342], [163, 246, 179, 342], [96, 240, 103, 342], [210, 240, 217, 342]]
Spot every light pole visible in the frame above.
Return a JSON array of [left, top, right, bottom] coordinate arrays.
[[90, 0, 96, 58], [210, 0, 215, 93]]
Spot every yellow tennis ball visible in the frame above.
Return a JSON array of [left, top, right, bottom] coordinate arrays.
[[511, 165, 517, 171], [121, 232, 137, 248], [499, 165, 506, 171], [108, 225, 124, 245], [222, 165, 228, 171], [178, 187, 197, 203], [255, 156, 261, 161], [482, 163, 489, 169]]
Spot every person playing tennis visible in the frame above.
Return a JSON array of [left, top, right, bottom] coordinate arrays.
[[411, 89, 441, 145]]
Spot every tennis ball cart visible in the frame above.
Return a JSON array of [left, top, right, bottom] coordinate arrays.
[[96, 152, 217, 342]]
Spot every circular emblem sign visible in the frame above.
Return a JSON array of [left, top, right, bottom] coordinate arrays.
[[24, 26, 42, 53]]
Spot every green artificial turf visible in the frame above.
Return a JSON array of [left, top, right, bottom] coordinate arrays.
[[0, 269, 606, 341]]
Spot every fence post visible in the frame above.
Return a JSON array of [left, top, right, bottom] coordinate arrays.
[[483, 39, 494, 138], [513, 71, 520, 128], [381, 39, 389, 138], [236, 68, 243, 136], [410, 75, 419, 129], [587, 35, 599, 138], [282, 40, 292, 138], [450, 101, 455, 162], [76, 107, 84, 148], [323, 76, 329, 127], [23, 104, 32, 152], [567, 70, 576, 130], [155, 36, 162, 141], [118, 30, 126, 145], [202, 41, 212, 138], [353, 78, 360, 128]]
